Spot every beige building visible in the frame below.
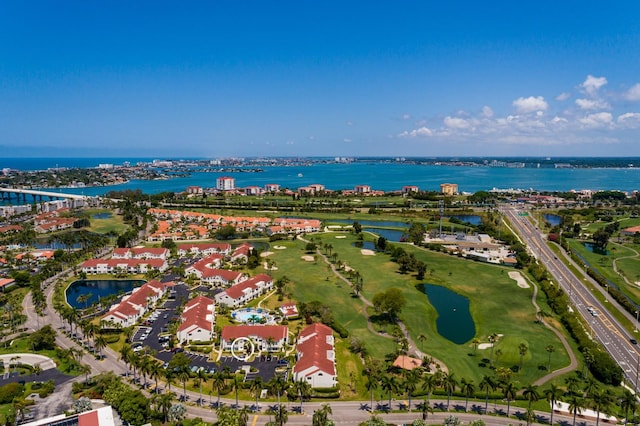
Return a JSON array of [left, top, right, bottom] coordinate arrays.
[[440, 183, 458, 195]]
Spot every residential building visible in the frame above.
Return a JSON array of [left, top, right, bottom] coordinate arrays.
[[216, 176, 235, 191], [402, 185, 419, 194], [80, 258, 168, 275], [215, 274, 273, 307], [440, 183, 458, 195], [101, 280, 167, 328], [177, 295, 215, 343], [177, 243, 231, 257], [264, 183, 280, 193], [354, 185, 371, 194], [220, 325, 289, 352], [293, 323, 337, 388]]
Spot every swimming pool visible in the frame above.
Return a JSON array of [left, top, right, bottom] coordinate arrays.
[[231, 308, 275, 324]]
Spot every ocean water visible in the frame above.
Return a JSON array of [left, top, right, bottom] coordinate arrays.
[[1, 158, 639, 195]]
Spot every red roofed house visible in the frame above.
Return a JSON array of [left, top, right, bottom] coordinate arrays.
[[214, 274, 273, 307], [293, 323, 337, 388], [0, 278, 16, 292], [80, 258, 168, 275], [622, 225, 640, 236], [101, 280, 167, 328], [177, 243, 231, 257], [221, 325, 289, 352], [230, 243, 253, 263], [112, 247, 169, 260], [177, 295, 215, 343]]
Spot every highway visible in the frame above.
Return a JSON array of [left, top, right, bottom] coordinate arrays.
[[502, 204, 640, 389]]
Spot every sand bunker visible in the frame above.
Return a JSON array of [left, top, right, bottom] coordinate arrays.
[[477, 343, 493, 350], [508, 271, 530, 288], [273, 246, 287, 250], [301, 255, 315, 262], [361, 249, 376, 256], [335, 235, 346, 239], [260, 251, 274, 257]]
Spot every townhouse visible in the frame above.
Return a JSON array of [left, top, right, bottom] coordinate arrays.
[[112, 247, 169, 260], [177, 243, 231, 257], [214, 274, 273, 307], [292, 323, 337, 388], [220, 325, 289, 353], [177, 295, 216, 344], [101, 280, 167, 328], [80, 258, 168, 275]]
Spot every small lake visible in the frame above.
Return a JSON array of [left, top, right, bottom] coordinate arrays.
[[367, 228, 405, 242], [327, 219, 409, 228], [34, 240, 82, 250], [544, 214, 562, 226], [352, 241, 378, 251], [446, 215, 482, 226], [92, 212, 113, 219], [584, 242, 610, 255], [421, 284, 476, 344], [66, 279, 145, 309]]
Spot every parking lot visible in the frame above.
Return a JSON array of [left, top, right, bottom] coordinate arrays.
[[131, 282, 284, 383]]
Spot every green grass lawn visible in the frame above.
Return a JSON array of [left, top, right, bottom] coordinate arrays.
[[268, 232, 571, 388], [85, 208, 128, 235]]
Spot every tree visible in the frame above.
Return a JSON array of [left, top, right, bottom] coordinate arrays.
[[29, 325, 56, 350], [94, 335, 107, 359], [589, 388, 613, 426], [403, 369, 420, 411], [471, 337, 480, 355], [312, 403, 334, 426], [153, 392, 174, 423], [620, 389, 637, 425], [443, 415, 461, 426], [216, 224, 236, 240], [353, 221, 362, 234], [522, 384, 539, 426], [406, 222, 427, 244], [592, 228, 611, 249], [460, 378, 475, 412], [365, 375, 378, 413], [268, 375, 289, 406], [250, 376, 264, 409], [479, 375, 495, 414], [546, 344, 555, 371], [567, 394, 583, 426], [167, 403, 186, 423], [380, 375, 397, 410], [442, 372, 458, 411], [544, 383, 563, 426], [518, 342, 529, 370], [501, 381, 517, 418], [212, 371, 227, 407], [270, 404, 288, 426], [371, 288, 406, 320], [72, 397, 93, 414]]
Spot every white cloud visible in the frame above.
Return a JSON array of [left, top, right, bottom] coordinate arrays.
[[346, 121, 353, 126], [624, 83, 640, 101], [575, 98, 610, 110], [481, 106, 494, 118], [444, 116, 470, 129], [555, 92, 571, 101], [617, 112, 640, 128], [343, 138, 352, 143], [581, 75, 608, 96], [579, 112, 613, 128], [397, 126, 433, 138], [551, 116, 568, 124], [402, 114, 412, 120], [512, 96, 548, 114]]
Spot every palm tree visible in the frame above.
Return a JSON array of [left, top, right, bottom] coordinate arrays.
[[154, 392, 174, 423], [403, 369, 420, 411], [522, 384, 540, 426], [149, 361, 162, 394], [619, 388, 637, 425], [196, 368, 208, 406], [422, 372, 440, 410], [250, 377, 264, 409], [79, 363, 91, 383], [365, 375, 379, 413], [94, 335, 107, 359], [178, 369, 190, 401], [442, 372, 458, 412], [272, 404, 288, 426], [212, 371, 226, 407], [312, 403, 332, 426], [269, 375, 289, 406], [546, 344, 555, 371], [164, 368, 176, 393], [564, 375, 580, 396], [291, 379, 311, 414], [544, 383, 563, 426], [567, 394, 583, 426], [488, 333, 498, 366], [589, 388, 613, 426], [479, 375, 496, 414], [471, 337, 480, 355], [380, 375, 397, 410], [460, 378, 475, 412], [494, 348, 503, 367], [502, 381, 517, 418]]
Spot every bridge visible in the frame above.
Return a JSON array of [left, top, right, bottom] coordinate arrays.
[[0, 187, 89, 203]]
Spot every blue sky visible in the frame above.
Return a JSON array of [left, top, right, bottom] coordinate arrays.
[[1, 1, 640, 158]]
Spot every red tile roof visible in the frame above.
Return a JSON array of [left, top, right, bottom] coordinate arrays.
[[221, 325, 287, 341]]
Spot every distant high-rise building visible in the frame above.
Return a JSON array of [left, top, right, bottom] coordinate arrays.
[[216, 176, 235, 191]]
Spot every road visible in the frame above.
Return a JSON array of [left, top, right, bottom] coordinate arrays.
[[502, 204, 640, 389]]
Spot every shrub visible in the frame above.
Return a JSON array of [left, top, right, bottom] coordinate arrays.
[[0, 382, 24, 404]]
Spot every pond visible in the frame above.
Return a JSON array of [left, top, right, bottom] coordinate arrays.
[[92, 212, 113, 219], [66, 279, 145, 309], [446, 215, 482, 226], [367, 228, 405, 242], [327, 219, 410, 228], [34, 240, 82, 250], [543, 214, 562, 226], [352, 241, 378, 251], [420, 284, 476, 344], [584, 242, 609, 255]]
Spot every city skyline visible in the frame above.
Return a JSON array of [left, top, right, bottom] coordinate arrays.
[[1, 1, 640, 158]]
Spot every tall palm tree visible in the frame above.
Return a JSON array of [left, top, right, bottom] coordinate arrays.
[[564, 375, 580, 396], [403, 369, 420, 411], [442, 372, 458, 412], [545, 344, 555, 371], [250, 377, 264, 409], [164, 368, 176, 393], [590, 388, 613, 426], [196, 368, 208, 406], [268, 375, 289, 406], [544, 383, 563, 426], [522, 384, 540, 426], [291, 379, 311, 414], [488, 333, 498, 366], [567, 394, 583, 426], [620, 389, 637, 425], [479, 375, 496, 414], [272, 404, 288, 426], [422, 372, 440, 411], [212, 371, 226, 407], [119, 344, 133, 377], [380, 375, 397, 410], [471, 337, 480, 355], [94, 335, 107, 359], [502, 381, 517, 418], [365, 375, 379, 413], [149, 361, 162, 394], [460, 378, 475, 412], [178, 369, 190, 401]]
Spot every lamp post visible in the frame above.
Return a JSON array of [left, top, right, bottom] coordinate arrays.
[[635, 310, 639, 334]]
